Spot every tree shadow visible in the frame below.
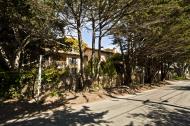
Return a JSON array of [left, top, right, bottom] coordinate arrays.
[[0, 95, 78, 124], [82, 93, 89, 103], [53, 106, 109, 126], [0, 97, 110, 126], [130, 103, 190, 126], [2, 105, 109, 126], [105, 94, 190, 111], [0, 99, 66, 124], [105, 92, 190, 126], [171, 85, 190, 91]]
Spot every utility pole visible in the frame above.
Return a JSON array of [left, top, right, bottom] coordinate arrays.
[[37, 55, 42, 101], [142, 67, 145, 85]]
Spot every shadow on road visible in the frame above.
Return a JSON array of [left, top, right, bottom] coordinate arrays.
[[127, 104, 190, 126], [106, 94, 190, 126], [171, 85, 190, 91], [3, 106, 109, 126], [106, 94, 190, 110], [0, 99, 110, 126]]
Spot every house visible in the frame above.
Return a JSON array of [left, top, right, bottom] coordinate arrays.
[[43, 48, 81, 74], [44, 46, 117, 74], [56, 50, 81, 74], [84, 47, 117, 63]]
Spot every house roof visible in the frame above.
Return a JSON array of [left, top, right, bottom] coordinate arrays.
[[84, 47, 116, 54], [43, 48, 80, 56], [58, 50, 80, 56]]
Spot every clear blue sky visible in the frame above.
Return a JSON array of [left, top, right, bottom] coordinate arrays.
[[82, 29, 115, 49], [66, 28, 115, 49]]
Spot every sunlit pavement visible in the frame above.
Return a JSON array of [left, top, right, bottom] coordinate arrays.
[[72, 80, 190, 126]]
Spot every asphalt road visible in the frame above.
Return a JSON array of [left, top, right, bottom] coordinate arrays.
[[71, 80, 190, 126], [3, 80, 190, 126]]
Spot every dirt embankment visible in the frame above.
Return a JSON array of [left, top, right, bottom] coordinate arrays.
[[45, 81, 169, 105]]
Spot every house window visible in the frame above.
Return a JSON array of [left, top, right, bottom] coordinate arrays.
[[56, 61, 64, 69], [69, 58, 77, 64]]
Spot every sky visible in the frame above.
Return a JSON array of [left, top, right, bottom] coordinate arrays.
[[82, 29, 115, 49], [66, 28, 116, 50]]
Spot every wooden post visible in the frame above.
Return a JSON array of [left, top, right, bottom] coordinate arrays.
[[37, 55, 42, 101], [142, 67, 145, 84]]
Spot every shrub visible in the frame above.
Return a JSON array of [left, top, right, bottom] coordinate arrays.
[[42, 65, 65, 85], [0, 71, 22, 98], [173, 76, 186, 80], [101, 58, 117, 77]]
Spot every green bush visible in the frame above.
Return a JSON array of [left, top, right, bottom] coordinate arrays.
[[101, 58, 117, 77], [50, 89, 59, 97], [0, 71, 22, 98], [8, 86, 21, 98], [84, 61, 92, 76], [173, 76, 186, 80], [42, 65, 65, 85], [0, 64, 71, 99]]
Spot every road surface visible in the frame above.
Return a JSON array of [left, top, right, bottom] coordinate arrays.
[[3, 80, 190, 126]]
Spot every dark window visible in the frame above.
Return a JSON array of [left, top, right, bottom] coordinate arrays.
[[70, 58, 77, 64]]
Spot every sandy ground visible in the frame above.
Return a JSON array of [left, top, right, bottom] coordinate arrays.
[[45, 82, 168, 105]]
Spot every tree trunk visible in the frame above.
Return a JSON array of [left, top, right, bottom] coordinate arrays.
[[144, 59, 153, 83], [96, 23, 103, 82], [77, 21, 85, 90], [160, 62, 167, 81], [125, 59, 132, 85], [125, 38, 133, 86], [91, 17, 96, 77], [14, 50, 21, 70], [145, 66, 151, 83], [14, 35, 30, 70], [118, 38, 127, 85], [0, 46, 12, 69], [160, 63, 165, 81]]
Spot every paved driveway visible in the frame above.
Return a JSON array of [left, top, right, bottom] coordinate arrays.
[[3, 81, 190, 126]]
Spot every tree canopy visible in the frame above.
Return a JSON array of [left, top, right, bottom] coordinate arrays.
[[1, 0, 190, 98]]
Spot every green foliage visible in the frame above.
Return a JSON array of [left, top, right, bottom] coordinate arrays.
[[0, 68, 37, 98], [91, 81, 104, 91], [1, 0, 190, 98], [173, 76, 186, 80], [84, 56, 117, 77], [42, 65, 65, 85], [50, 89, 59, 97], [85, 57, 101, 76], [21, 69, 37, 82], [8, 86, 21, 99], [0, 72, 21, 98], [109, 53, 122, 61], [0, 0, 58, 71], [101, 58, 117, 77], [84, 62, 92, 76], [64, 37, 87, 51]]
